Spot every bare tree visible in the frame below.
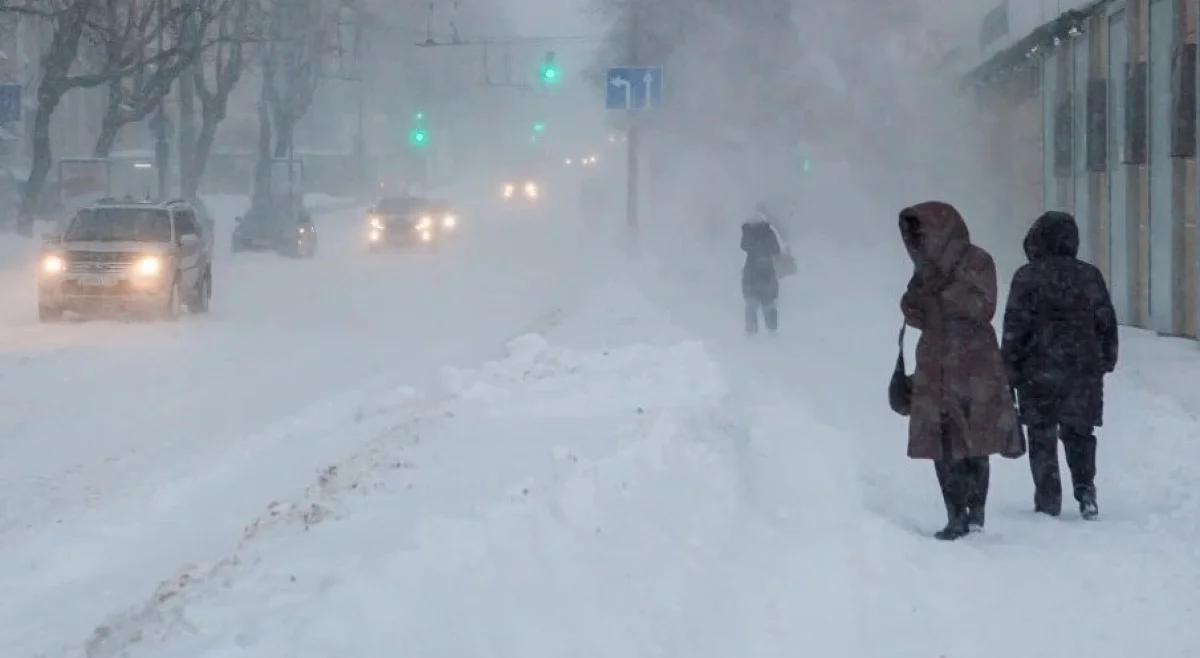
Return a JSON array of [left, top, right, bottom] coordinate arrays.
[[179, 0, 259, 199], [90, 0, 237, 158], [0, 0, 217, 233], [251, 0, 339, 202]]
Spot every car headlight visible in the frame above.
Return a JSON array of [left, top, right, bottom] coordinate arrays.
[[416, 216, 432, 230], [524, 182, 538, 198], [502, 184, 515, 198], [369, 215, 384, 229], [135, 255, 162, 276], [418, 229, 433, 242], [368, 229, 382, 242], [442, 214, 456, 228], [40, 254, 65, 275]]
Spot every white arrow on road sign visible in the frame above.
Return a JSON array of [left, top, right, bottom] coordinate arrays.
[[610, 76, 631, 109], [642, 71, 655, 108]]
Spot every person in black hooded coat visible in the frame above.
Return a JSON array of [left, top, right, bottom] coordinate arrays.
[[741, 218, 781, 334], [1001, 211, 1118, 520]]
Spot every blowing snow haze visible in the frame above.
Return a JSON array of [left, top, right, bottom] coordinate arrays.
[[0, 0, 1198, 656]]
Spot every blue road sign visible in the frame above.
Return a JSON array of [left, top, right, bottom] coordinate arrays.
[[0, 85, 21, 123], [606, 66, 663, 110]]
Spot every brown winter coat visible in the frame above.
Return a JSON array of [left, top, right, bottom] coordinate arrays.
[[899, 201, 1018, 461]]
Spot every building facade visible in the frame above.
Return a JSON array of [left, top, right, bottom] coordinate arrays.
[[968, 0, 1200, 337]]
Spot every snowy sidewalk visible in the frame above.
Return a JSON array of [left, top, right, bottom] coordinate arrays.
[[628, 225, 1200, 658]]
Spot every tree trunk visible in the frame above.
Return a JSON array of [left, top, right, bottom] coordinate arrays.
[[17, 91, 64, 235], [93, 122, 122, 158], [272, 115, 292, 158], [251, 71, 274, 205], [193, 109, 220, 196], [178, 63, 199, 199], [92, 79, 124, 158]]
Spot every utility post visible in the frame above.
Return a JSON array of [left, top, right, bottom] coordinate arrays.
[[352, 13, 366, 189], [625, 3, 640, 241]]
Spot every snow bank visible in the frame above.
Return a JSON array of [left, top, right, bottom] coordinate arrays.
[[61, 289, 726, 655], [68, 280, 874, 658]]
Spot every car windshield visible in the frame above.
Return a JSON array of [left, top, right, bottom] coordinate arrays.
[[377, 197, 423, 214], [63, 207, 172, 242]]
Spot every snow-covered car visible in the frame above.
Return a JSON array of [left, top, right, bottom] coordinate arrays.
[[36, 199, 213, 321]]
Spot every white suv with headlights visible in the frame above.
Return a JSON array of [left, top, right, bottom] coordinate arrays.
[[36, 199, 213, 322]]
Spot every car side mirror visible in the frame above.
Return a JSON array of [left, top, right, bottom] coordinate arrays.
[[179, 233, 202, 247]]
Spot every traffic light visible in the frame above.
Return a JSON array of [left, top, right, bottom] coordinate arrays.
[[802, 158, 812, 172], [409, 110, 428, 147], [533, 121, 545, 133], [538, 51, 560, 84]]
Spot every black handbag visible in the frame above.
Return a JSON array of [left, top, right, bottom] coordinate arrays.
[[888, 324, 913, 416], [1001, 389, 1027, 459]]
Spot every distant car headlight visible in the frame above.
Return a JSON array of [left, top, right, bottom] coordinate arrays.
[[502, 183, 515, 199], [419, 229, 433, 242], [524, 182, 538, 198], [135, 255, 162, 276], [416, 215, 433, 230], [40, 254, 65, 275], [369, 215, 384, 229], [368, 229, 382, 242], [442, 214, 456, 228]]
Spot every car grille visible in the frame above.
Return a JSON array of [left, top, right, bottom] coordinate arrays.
[[66, 251, 138, 275]]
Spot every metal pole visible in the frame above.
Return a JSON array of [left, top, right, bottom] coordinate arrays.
[[154, 0, 169, 199], [288, 130, 297, 224], [625, 1, 640, 240], [353, 18, 366, 188]]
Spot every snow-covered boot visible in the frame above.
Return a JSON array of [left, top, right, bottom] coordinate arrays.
[[1079, 490, 1098, 520]]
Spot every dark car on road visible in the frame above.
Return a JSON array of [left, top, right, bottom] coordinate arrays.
[[232, 194, 317, 258], [365, 195, 458, 251]]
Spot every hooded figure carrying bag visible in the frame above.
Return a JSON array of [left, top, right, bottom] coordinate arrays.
[[889, 324, 913, 416]]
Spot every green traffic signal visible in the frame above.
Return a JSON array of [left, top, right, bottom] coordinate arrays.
[[802, 158, 812, 172], [409, 127, 428, 146], [539, 51, 560, 84], [533, 122, 546, 133]]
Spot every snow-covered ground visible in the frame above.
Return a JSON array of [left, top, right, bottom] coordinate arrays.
[[0, 195, 599, 656], [2, 191, 1199, 657]]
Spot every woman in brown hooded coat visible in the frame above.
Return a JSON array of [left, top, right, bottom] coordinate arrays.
[[899, 201, 1019, 540]]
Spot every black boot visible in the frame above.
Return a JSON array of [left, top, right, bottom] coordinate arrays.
[[1028, 425, 1062, 516], [935, 506, 970, 540], [933, 459, 971, 540], [1062, 425, 1098, 520], [965, 457, 989, 530]]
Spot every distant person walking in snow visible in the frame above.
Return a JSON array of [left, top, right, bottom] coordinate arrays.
[[898, 201, 1020, 540], [1001, 211, 1118, 521], [741, 208, 782, 334]]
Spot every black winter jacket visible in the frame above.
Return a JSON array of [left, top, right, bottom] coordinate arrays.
[[1001, 211, 1118, 427], [741, 221, 780, 301]]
